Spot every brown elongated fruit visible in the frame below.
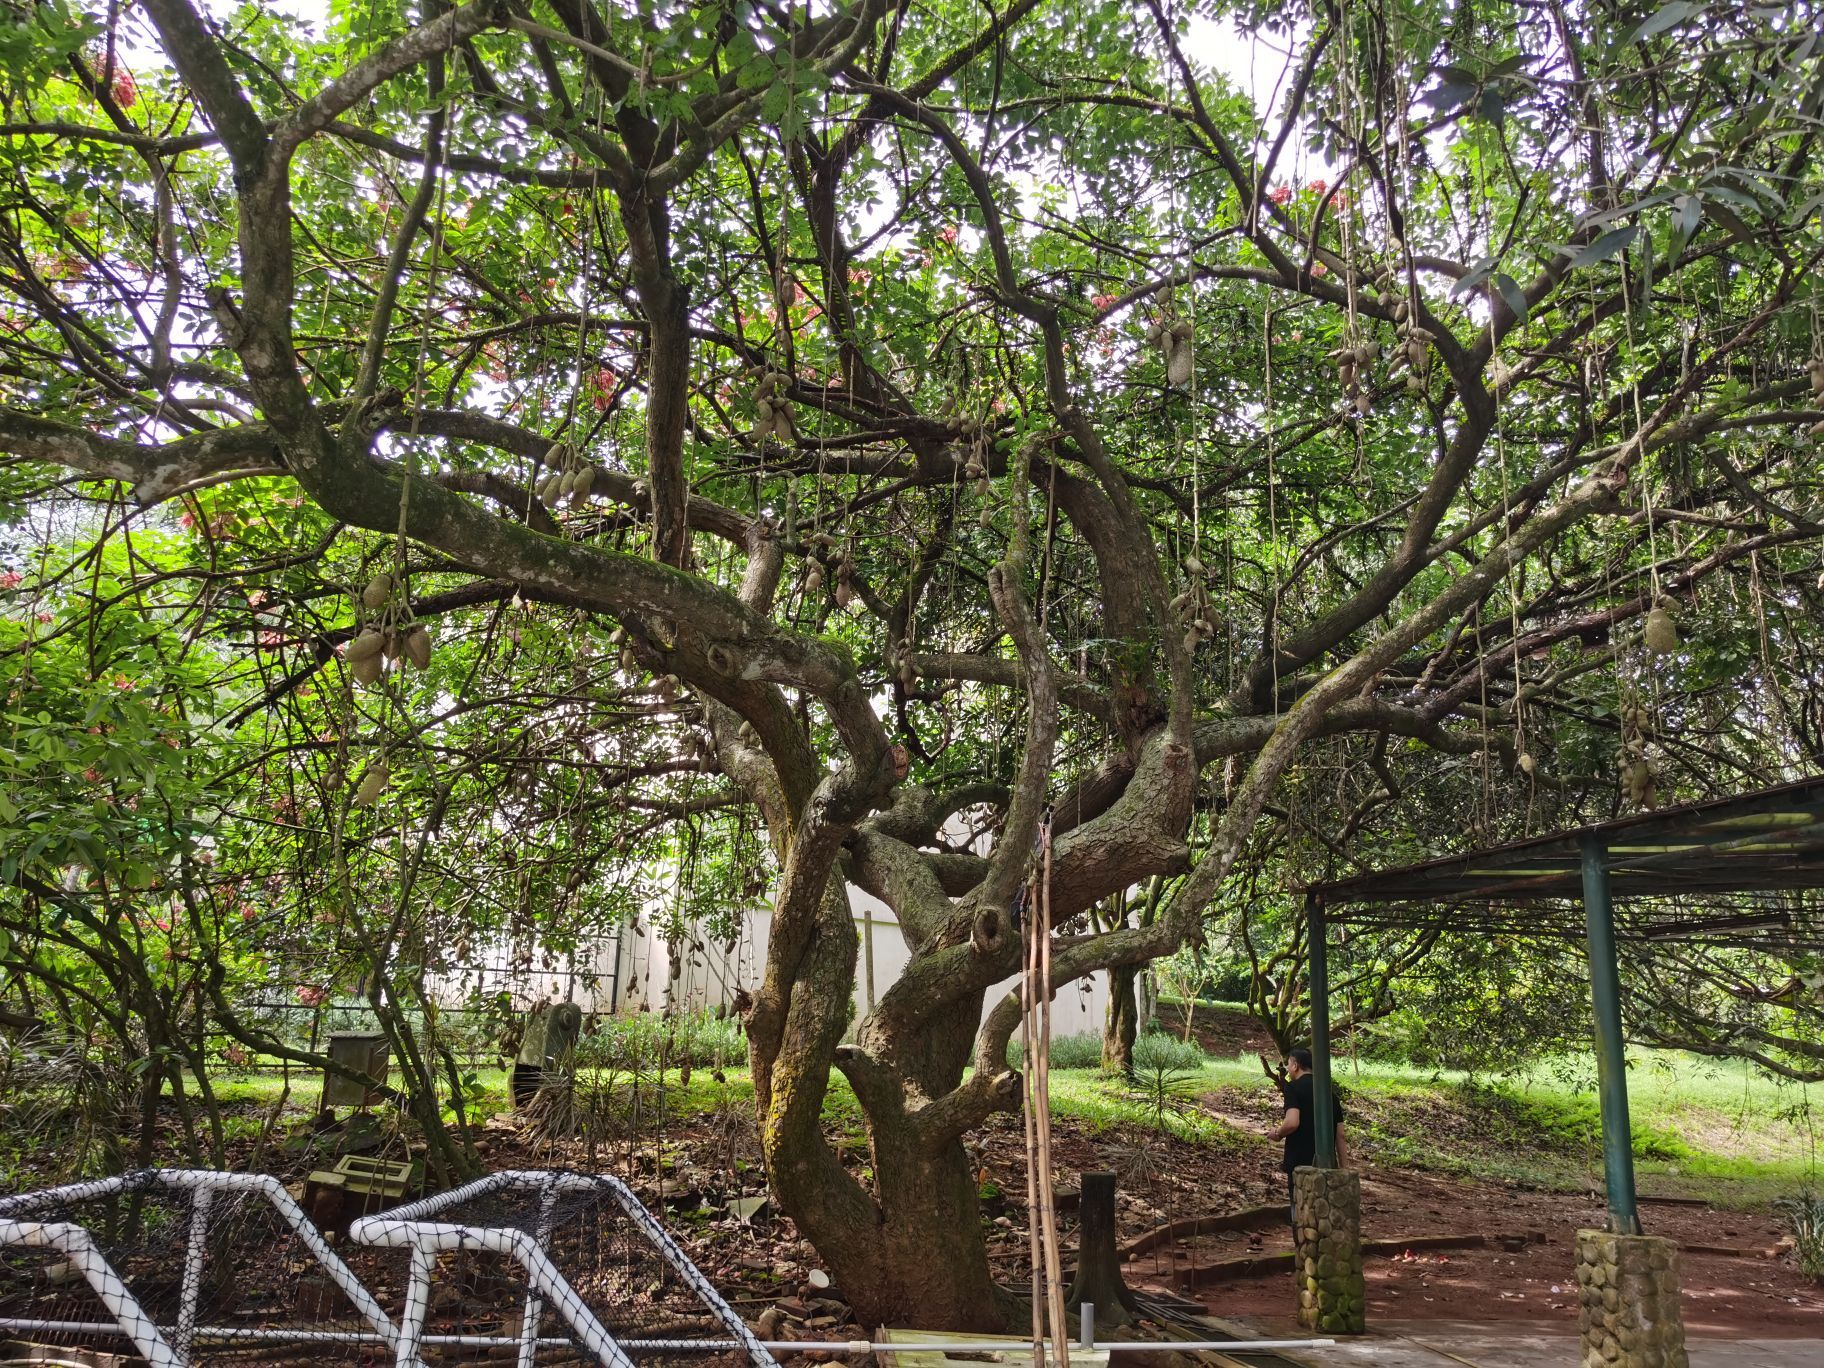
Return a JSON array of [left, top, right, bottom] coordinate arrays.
[[404, 626, 432, 670], [1643, 606, 1679, 655], [572, 467, 595, 501], [353, 761, 389, 807], [360, 572, 393, 610], [1166, 340, 1194, 386], [346, 630, 385, 663], [351, 653, 385, 685]]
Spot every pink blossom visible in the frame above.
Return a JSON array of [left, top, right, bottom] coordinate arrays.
[[1268, 185, 1292, 205], [0, 571, 20, 590]]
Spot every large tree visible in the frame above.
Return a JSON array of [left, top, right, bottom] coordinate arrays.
[[4, 0, 1823, 1328]]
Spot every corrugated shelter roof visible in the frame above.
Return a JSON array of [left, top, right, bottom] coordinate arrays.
[[1308, 775, 1824, 920]]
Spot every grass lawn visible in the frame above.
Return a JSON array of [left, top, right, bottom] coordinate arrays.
[[194, 1035, 1820, 1209]]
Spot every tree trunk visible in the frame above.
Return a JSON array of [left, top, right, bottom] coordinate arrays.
[[847, 1118, 1013, 1331], [1066, 1172, 1136, 1327], [1103, 965, 1139, 1076], [753, 897, 1014, 1333]]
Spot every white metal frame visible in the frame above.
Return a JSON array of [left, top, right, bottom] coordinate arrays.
[[0, 1168, 399, 1364], [347, 1169, 777, 1367]]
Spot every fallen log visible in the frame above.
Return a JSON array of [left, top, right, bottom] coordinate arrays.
[[1121, 1205, 1285, 1260], [1183, 1230, 1548, 1287]]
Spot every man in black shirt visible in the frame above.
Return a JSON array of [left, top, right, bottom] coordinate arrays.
[[1265, 1047, 1347, 1219]]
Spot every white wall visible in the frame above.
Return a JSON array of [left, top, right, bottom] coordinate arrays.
[[436, 884, 1112, 1041]]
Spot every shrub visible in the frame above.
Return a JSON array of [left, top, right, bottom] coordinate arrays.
[[1005, 1033, 1105, 1071], [576, 1009, 746, 1072], [1778, 1193, 1824, 1282], [1132, 1031, 1208, 1074]]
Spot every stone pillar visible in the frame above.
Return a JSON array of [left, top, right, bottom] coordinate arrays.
[[1574, 1230, 1689, 1368], [1292, 1167, 1364, 1334]]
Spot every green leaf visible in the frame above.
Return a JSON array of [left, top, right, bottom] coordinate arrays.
[[1493, 273, 1529, 323], [1562, 226, 1639, 268], [1668, 194, 1702, 258], [1625, 1, 1705, 45], [1450, 256, 1499, 297]]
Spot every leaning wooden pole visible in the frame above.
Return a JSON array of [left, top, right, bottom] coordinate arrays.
[[1035, 815, 1070, 1367], [1021, 863, 1045, 1368]]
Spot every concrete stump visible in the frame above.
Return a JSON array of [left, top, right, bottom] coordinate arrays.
[[1574, 1230, 1688, 1368], [1291, 1166, 1364, 1335]]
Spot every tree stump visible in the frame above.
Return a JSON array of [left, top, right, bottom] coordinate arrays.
[[1065, 1171, 1138, 1328]]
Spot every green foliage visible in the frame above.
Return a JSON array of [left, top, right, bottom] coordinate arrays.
[[1007, 1032, 1105, 1071], [1131, 1030, 1209, 1074], [577, 1010, 747, 1072], [1778, 1194, 1824, 1282]]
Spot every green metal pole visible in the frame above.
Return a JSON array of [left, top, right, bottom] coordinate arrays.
[[1307, 894, 1336, 1168], [1580, 832, 1641, 1235]]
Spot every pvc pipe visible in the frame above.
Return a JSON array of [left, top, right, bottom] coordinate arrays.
[[0, 1168, 399, 1353], [624, 1340, 1340, 1355], [350, 1217, 638, 1368], [0, 1220, 182, 1368]]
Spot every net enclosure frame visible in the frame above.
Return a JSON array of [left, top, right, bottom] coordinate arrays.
[[0, 1167, 400, 1366], [346, 1169, 779, 1368], [1296, 774, 1824, 1238]]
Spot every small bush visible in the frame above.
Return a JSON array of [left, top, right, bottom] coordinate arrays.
[[1132, 1032, 1207, 1073], [1778, 1193, 1824, 1281], [1005, 1033, 1106, 1070], [576, 1010, 746, 1072]]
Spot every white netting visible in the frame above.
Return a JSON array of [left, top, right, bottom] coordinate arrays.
[[352, 1172, 774, 1366], [0, 1170, 400, 1366], [0, 1169, 771, 1366]]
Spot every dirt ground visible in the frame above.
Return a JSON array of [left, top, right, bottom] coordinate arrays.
[[1126, 1166, 1823, 1339]]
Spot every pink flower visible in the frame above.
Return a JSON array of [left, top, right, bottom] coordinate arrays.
[[1306, 179, 1328, 197], [938, 226, 958, 246], [1268, 185, 1292, 205], [1311, 262, 1329, 277], [110, 68, 137, 108], [296, 985, 329, 1006], [1092, 293, 1119, 311], [0, 570, 20, 590]]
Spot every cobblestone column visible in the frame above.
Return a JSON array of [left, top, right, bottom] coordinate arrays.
[[1575, 1230, 1688, 1368], [1292, 1166, 1365, 1334]]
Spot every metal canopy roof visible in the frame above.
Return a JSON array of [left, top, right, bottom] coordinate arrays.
[[1309, 775, 1824, 911]]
